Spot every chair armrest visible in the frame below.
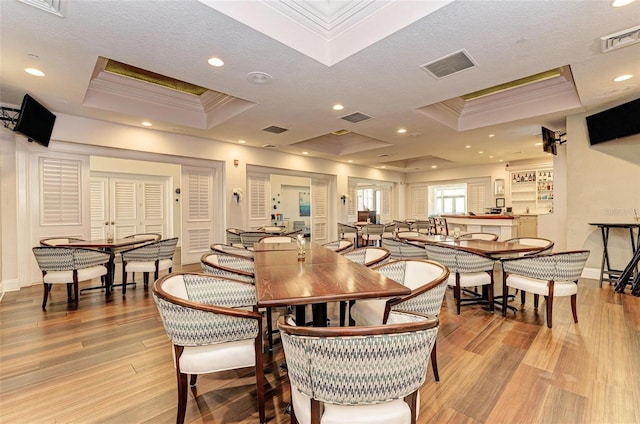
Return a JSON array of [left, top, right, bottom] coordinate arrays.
[[73, 248, 110, 268]]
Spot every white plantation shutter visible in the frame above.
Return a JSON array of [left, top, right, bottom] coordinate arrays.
[[113, 181, 136, 221], [311, 179, 328, 243], [347, 185, 356, 222], [467, 182, 487, 214], [380, 186, 391, 222], [90, 177, 108, 239], [188, 172, 211, 220], [40, 157, 81, 225], [182, 166, 216, 264], [143, 183, 163, 220], [411, 186, 428, 219], [248, 173, 270, 228]]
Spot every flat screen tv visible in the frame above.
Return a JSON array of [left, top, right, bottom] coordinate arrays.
[[586, 97, 640, 145], [13, 94, 56, 147], [541, 126, 557, 155]]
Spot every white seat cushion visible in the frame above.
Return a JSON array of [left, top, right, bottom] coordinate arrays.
[[125, 261, 156, 273], [506, 275, 577, 297], [158, 258, 173, 271], [291, 385, 411, 424], [43, 265, 107, 284], [447, 272, 490, 288], [178, 339, 256, 374], [350, 299, 387, 326]]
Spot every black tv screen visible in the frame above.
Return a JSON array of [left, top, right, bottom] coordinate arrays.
[[541, 126, 557, 155], [586, 98, 640, 145], [14, 94, 56, 147]]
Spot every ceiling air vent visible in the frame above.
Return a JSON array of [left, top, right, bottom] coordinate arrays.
[[600, 25, 640, 53], [262, 125, 288, 134], [262, 144, 276, 148], [332, 129, 351, 135], [340, 112, 372, 124], [421, 49, 476, 79]]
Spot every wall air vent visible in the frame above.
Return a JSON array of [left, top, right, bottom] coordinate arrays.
[[600, 24, 640, 53], [340, 112, 372, 124], [332, 129, 351, 135], [262, 125, 288, 134], [421, 49, 476, 79]]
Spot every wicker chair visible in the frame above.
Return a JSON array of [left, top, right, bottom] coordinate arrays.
[[501, 250, 590, 328], [361, 223, 385, 247], [152, 272, 265, 424], [210, 243, 255, 258], [32, 246, 110, 309], [278, 311, 439, 424], [338, 223, 359, 248], [226, 228, 245, 247], [39, 237, 85, 246], [350, 259, 449, 381], [322, 240, 353, 253], [459, 232, 499, 241]]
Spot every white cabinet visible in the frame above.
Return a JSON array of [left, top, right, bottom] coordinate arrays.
[[518, 215, 538, 237], [509, 169, 554, 214]]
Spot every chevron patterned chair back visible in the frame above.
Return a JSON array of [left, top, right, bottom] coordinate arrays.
[[322, 239, 353, 253], [32, 246, 109, 309], [501, 250, 589, 328], [210, 243, 255, 258], [350, 259, 449, 381], [152, 272, 265, 424], [278, 311, 438, 424]]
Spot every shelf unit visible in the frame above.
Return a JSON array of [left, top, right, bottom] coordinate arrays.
[[509, 169, 553, 213]]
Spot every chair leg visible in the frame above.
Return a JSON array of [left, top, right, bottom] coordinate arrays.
[[174, 346, 188, 424], [430, 341, 440, 382], [520, 290, 526, 305], [189, 374, 197, 387], [545, 295, 553, 328], [310, 399, 322, 424], [266, 307, 274, 351], [339, 301, 347, 326], [73, 278, 79, 308], [534, 294, 539, 309], [404, 390, 418, 424], [42, 283, 51, 310], [455, 275, 461, 315], [254, 334, 266, 424], [571, 294, 578, 323], [66, 283, 73, 302], [143, 272, 149, 289], [487, 280, 494, 313], [122, 266, 128, 295]]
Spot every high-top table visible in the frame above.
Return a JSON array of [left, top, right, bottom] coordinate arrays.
[[253, 242, 410, 326], [588, 222, 640, 292], [58, 237, 156, 298]]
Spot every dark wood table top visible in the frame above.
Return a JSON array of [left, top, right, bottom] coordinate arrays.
[[253, 241, 299, 252], [57, 238, 153, 250], [588, 222, 640, 228], [254, 243, 410, 308], [401, 234, 545, 256]]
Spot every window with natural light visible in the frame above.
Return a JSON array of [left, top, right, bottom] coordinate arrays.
[[430, 184, 466, 215]]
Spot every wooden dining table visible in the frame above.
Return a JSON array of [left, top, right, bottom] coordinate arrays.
[[57, 237, 156, 298], [254, 242, 410, 326], [399, 234, 545, 257]]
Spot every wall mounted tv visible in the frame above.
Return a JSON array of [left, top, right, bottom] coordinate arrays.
[[586, 97, 640, 145], [541, 126, 558, 155], [13, 94, 56, 147]]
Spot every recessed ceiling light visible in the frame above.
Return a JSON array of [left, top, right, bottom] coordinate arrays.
[[397, 128, 407, 134], [25, 68, 44, 77], [302, 151, 308, 155], [247, 71, 272, 85], [431, 165, 437, 169], [238, 139, 246, 144], [141, 121, 152, 127], [488, 134, 495, 138], [611, 0, 635, 7], [465, 145, 471, 149], [207, 57, 224, 67], [498, 159, 504, 162], [333, 104, 344, 111], [380, 165, 386, 169], [348, 160, 353, 163], [613, 74, 633, 82], [479, 151, 484, 154], [489, 155, 494, 158], [535, 142, 542, 146]]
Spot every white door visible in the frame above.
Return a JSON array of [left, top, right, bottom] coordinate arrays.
[[90, 175, 168, 240], [311, 179, 329, 244], [379, 185, 392, 223], [181, 166, 215, 264]]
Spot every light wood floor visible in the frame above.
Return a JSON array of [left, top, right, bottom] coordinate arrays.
[[1, 263, 639, 424]]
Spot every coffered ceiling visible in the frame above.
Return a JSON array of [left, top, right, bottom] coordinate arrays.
[[1, 0, 639, 172]]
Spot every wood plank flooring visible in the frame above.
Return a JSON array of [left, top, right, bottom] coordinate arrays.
[[1, 264, 639, 423]]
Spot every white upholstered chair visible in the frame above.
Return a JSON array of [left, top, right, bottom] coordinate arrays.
[[501, 250, 589, 328], [278, 311, 439, 424], [424, 244, 495, 315], [361, 223, 385, 246], [32, 246, 110, 309], [459, 232, 499, 241], [322, 239, 353, 253], [350, 259, 449, 381], [152, 272, 265, 424]]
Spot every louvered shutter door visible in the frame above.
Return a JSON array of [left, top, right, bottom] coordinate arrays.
[[40, 157, 81, 226], [380, 186, 392, 223], [467, 183, 486, 215], [182, 167, 214, 264], [347, 185, 356, 222], [111, 179, 138, 239], [311, 179, 328, 243], [248, 173, 270, 228], [142, 181, 165, 235], [411, 186, 428, 219], [90, 177, 108, 239]]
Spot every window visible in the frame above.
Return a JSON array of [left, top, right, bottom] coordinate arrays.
[[430, 184, 466, 215]]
